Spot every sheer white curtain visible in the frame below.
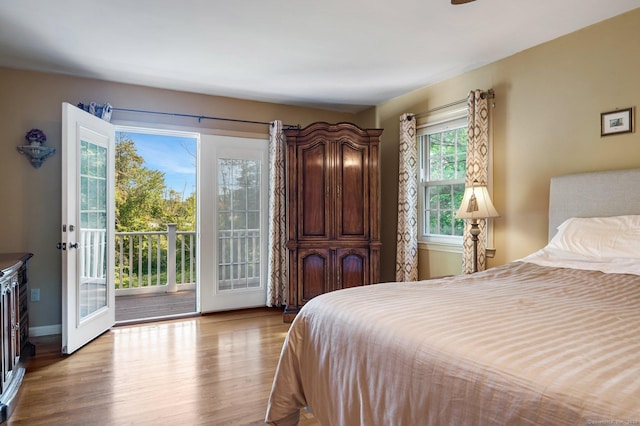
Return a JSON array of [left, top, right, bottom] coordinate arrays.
[[462, 90, 491, 274], [267, 120, 288, 306], [396, 113, 419, 282]]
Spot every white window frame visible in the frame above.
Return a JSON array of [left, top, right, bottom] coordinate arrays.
[[417, 106, 468, 250]]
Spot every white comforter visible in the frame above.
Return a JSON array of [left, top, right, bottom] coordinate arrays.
[[265, 262, 640, 425]]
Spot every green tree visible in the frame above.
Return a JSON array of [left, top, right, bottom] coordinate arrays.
[[115, 134, 167, 231], [163, 190, 196, 230]]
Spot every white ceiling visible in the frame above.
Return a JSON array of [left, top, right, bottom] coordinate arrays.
[[1, 0, 639, 113]]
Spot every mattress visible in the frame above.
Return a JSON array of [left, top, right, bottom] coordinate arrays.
[[265, 261, 640, 425]]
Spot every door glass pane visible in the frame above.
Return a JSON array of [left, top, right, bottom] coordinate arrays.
[[217, 158, 261, 291], [79, 140, 108, 320]]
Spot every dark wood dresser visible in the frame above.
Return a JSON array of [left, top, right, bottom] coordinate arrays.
[[0, 252, 32, 423], [283, 122, 382, 321]]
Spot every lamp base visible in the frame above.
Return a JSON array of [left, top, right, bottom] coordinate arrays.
[[470, 220, 480, 273]]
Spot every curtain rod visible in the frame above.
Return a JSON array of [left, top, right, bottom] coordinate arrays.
[[411, 89, 495, 120], [111, 107, 300, 129]]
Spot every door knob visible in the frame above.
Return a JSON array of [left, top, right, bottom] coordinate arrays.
[[69, 242, 79, 249], [56, 242, 67, 250]]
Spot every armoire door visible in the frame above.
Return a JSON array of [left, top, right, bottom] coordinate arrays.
[[336, 248, 369, 289], [296, 138, 331, 241], [296, 248, 331, 305], [335, 138, 369, 240]]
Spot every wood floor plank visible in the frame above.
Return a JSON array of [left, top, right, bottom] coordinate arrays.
[[9, 308, 320, 426]]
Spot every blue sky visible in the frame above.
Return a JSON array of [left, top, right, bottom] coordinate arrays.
[[117, 131, 197, 197]]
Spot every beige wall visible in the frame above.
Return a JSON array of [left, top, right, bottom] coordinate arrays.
[[0, 68, 355, 331], [375, 8, 640, 280]]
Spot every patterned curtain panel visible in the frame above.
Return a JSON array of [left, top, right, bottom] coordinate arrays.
[[396, 113, 419, 282], [462, 90, 490, 274], [267, 120, 288, 306]]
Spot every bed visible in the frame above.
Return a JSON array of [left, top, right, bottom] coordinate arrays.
[[265, 169, 640, 426]]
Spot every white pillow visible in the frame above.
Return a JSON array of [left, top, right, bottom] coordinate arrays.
[[548, 215, 640, 259]]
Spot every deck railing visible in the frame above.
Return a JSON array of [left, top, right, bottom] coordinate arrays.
[[115, 224, 196, 295], [80, 224, 196, 296], [80, 224, 261, 296]]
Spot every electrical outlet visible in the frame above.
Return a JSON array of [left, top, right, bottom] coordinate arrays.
[[31, 288, 40, 302]]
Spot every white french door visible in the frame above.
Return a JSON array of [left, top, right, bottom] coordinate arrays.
[[61, 102, 115, 354], [199, 134, 268, 312]]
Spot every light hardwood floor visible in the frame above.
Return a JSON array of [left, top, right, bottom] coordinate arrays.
[[10, 308, 320, 426]]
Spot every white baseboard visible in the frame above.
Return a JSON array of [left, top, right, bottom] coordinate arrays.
[[30, 324, 61, 337]]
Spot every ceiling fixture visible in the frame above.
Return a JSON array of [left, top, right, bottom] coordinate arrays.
[[451, 0, 476, 4]]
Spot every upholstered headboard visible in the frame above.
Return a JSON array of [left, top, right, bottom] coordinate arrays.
[[549, 168, 640, 241]]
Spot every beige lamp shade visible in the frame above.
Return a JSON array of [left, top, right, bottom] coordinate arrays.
[[456, 183, 499, 220]]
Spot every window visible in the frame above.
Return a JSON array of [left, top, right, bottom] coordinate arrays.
[[418, 115, 467, 244]]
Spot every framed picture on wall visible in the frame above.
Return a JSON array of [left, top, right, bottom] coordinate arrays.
[[601, 107, 633, 136]]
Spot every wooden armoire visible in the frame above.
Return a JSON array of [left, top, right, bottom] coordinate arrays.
[[283, 122, 383, 322]]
